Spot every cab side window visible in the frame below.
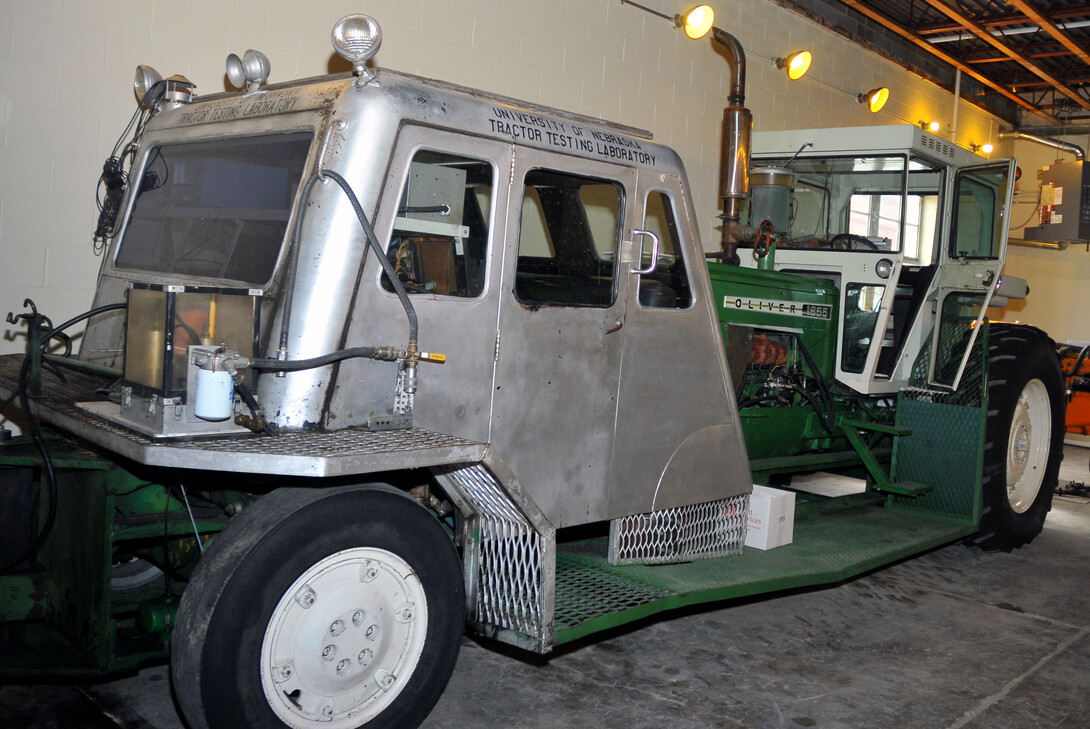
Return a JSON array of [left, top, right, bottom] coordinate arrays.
[[382, 150, 493, 297], [637, 191, 691, 309], [514, 169, 621, 307]]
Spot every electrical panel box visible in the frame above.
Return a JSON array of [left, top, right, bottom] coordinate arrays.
[[1023, 160, 1090, 244]]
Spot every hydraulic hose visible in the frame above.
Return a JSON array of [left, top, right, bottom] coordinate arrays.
[[276, 169, 418, 360], [0, 302, 127, 575], [319, 169, 418, 349], [248, 346, 400, 371]]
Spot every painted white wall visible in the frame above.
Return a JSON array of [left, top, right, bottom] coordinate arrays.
[[0, 0, 1011, 356]]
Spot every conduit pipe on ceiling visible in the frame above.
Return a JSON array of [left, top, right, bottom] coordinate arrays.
[[998, 131, 1086, 160]]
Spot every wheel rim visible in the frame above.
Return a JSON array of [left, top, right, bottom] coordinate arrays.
[[259, 547, 428, 729], [1006, 378, 1051, 514]]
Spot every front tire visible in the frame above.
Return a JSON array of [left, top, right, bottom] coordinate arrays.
[[975, 324, 1065, 551], [172, 484, 464, 729]]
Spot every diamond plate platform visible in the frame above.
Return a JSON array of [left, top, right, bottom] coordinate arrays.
[[0, 354, 486, 476]]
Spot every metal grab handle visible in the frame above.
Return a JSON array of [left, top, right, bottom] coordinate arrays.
[[631, 229, 660, 275]]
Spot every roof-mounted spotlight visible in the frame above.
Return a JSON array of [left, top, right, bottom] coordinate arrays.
[[775, 51, 811, 80], [858, 87, 889, 113], [919, 120, 941, 133], [226, 49, 271, 92], [676, 5, 714, 40], [970, 142, 995, 155], [134, 66, 194, 111], [332, 14, 383, 81], [134, 65, 163, 109]]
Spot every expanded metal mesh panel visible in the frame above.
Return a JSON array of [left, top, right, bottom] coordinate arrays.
[[554, 552, 675, 630], [607, 495, 749, 566], [903, 329, 985, 408], [445, 466, 544, 641], [892, 331, 987, 522]]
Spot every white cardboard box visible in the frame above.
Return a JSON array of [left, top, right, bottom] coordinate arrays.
[[745, 485, 796, 550]]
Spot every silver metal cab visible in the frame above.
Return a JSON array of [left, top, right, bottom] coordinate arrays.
[[82, 69, 752, 529]]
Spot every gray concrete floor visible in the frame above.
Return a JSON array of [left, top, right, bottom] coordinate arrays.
[[3, 446, 1089, 729]]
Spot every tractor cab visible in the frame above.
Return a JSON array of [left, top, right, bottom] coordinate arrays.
[[741, 125, 1015, 395]]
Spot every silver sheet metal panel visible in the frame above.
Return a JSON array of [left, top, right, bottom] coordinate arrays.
[[46, 65, 753, 529], [0, 356, 485, 477]]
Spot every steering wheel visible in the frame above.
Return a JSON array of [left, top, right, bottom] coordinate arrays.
[[829, 233, 879, 251]]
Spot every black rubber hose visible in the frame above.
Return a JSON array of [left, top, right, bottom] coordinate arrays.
[[248, 346, 394, 371], [277, 170, 418, 358], [318, 170, 418, 347], [794, 336, 836, 429], [232, 378, 279, 437], [0, 360, 58, 574], [0, 302, 127, 574]]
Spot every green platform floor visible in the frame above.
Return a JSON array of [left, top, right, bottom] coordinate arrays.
[[553, 493, 975, 645]]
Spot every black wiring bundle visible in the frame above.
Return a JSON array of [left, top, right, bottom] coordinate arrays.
[[93, 81, 166, 255]]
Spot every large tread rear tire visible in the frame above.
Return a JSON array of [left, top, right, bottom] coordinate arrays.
[[171, 483, 464, 729], [975, 323, 1065, 551]]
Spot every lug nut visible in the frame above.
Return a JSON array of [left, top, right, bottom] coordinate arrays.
[[322, 644, 337, 661]]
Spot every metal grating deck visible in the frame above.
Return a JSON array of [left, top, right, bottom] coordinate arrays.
[[553, 493, 974, 646], [0, 354, 487, 477]]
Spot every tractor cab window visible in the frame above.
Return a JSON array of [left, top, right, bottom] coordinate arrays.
[[115, 131, 314, 286], [746, 154, 940, 262], [514, 169, 621, 307], [636, 191, 691, 309], [950, 164, 1009, 259], [382, 150, 494, 297]]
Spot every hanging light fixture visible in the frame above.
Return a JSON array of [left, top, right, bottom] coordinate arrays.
[[775, 51, 812, 80], [676, 4, 714, 39], [858, 87, 889, 113]]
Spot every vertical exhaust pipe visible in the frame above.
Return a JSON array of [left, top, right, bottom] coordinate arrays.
[[711, 28, 752, 265]]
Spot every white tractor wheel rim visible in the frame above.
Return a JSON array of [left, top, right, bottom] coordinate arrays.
[[259, 547, 428, 729], [1006, 378, 1051, 514]]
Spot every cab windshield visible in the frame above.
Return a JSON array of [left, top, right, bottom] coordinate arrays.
[[114, 131, 314, 286], [747, 154, 941, 264]]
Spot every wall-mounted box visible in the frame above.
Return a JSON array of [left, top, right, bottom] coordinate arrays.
[[1023, 161, 1090, 245]]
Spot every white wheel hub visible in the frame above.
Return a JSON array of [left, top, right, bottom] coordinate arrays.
[[1006, 378, 1051, 514], [260, 547, 427, 729]]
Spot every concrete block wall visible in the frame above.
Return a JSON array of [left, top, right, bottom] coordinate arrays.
[[0, 0, 1008, 357]]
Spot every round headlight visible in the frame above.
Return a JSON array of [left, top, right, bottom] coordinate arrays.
[[134, 65, 162, 108], [332, 15, 382, 73], [875, 258, 894, 279]]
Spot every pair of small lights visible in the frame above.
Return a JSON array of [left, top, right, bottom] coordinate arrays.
[[676, 5, 811, 80], [858, 87, 889, 113]]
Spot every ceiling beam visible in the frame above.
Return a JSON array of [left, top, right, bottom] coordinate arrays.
[[916, 4, 1090, 35], [1005, 0, 1090, 69], [918, 0, 1090, 112], [836, 0, 1058, 123], [971, 50, 1074, 65]]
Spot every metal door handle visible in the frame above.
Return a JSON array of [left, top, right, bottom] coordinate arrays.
[[631, 229, 660, 275]]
